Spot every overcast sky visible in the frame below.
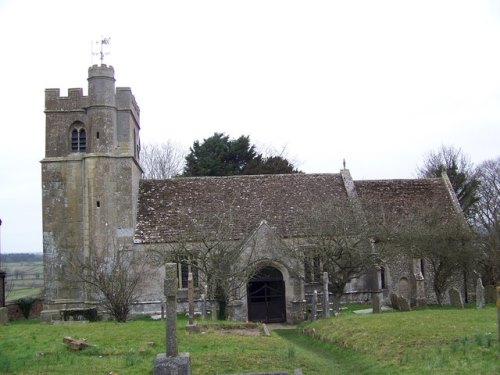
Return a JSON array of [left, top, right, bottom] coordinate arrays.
[[0, 0, 499, 253]]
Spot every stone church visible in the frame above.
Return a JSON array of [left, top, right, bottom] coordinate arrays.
[[42, 65, 466, 323]]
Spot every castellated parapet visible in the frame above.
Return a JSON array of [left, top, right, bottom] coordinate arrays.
[[41, 65, 142, 303]]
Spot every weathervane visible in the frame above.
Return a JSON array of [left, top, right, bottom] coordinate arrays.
[[92, 37, 111, 65]]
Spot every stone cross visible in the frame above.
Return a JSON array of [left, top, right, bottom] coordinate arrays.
[[154, 263, 192, 375], [322, 272, 330, 318], [188, 272, 194, 325], [164, 263, 178, 357], [476, 278, 485, 309], [311, 290, 318, 321]]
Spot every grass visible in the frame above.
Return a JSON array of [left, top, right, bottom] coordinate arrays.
[[300, 304, 500, 374], [0, 306, 498, 374]]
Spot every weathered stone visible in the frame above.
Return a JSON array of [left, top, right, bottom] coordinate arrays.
[[40, 309, 60, 323], [0, 307, 8, 324], [485, 285, 496, 304], [390, 292, 399, 310], [372, 293, 381, 314], [397, 296, 411, 311], [154, 263, 192, 375], [63, 336, 93, 350], [476, 278, 485, 309], [153, 353, 191, 375], [322, 272, 330, 318], [185, 272, 198, 333], [165, 263, 178, 357], [449, 288, 464, 308], [311, 290, 318, 321]]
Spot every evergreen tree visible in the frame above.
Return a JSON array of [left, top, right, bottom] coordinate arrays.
[[183, 132, 299, 176]]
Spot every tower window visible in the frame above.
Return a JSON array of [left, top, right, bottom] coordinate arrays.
[[71, 128, 86, 153]]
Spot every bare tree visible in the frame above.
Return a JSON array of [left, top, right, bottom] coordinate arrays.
[[389, 207, 474, 305], [70, 243, 151, 322], [289, 202, 376, 312], [474, 157, 500, 285], [148, 204, 263, 320], [141, 141, 186, 179], [416, 145, 479, 218]]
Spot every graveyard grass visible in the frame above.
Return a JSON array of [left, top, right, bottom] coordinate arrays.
[[0, 305, 498, 374]]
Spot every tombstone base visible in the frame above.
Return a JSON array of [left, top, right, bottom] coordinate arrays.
[[185, 322, 200, 333], [153, 353, 191, 375]]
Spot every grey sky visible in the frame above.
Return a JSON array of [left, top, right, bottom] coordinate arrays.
[[0, 0, 499, 253]]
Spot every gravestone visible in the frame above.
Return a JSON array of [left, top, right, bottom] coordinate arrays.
[[397, 295, 411, 311], [186, 272, 199, 333], [476, 278, 485, 309], [201, 284, 207, 320], [153, 263, 191, 375], [485, 285, 496, 304], [390, 292, 399, 310], [322, 272, 330, 318], [0, 306, 8, 324], [449, 288, 464, 308], [311, 290, 317, 321], [372, 293, 381, 314]]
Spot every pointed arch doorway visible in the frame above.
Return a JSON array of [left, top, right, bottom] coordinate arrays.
[[247, 266, 286, 323]]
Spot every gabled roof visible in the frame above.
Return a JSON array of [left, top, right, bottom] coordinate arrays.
[[134, 173, 348, 243], [355, 178, 459, 226], [134, 172, 460, 244]]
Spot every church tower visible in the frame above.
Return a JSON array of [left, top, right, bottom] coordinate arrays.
[[41, 65, 142, 303]]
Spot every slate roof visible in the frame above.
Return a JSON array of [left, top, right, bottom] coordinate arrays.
[[134, 174, 348, 243], [134, 172, 459, 244], [355, 178, 458, 226]]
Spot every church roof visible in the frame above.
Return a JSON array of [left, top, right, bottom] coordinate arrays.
[[134, 172, 460, 244], [134, 173, 348, 243], [355, 178, 459, 226]]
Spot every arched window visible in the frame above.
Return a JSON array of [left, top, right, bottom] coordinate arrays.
[[71, 126, 86, 153]]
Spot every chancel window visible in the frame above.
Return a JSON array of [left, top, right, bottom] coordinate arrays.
[[178, 258, 198, 289], [71, 128, 86, 152]]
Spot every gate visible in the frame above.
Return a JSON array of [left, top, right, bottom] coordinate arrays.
[[247, 267, 286, 323]]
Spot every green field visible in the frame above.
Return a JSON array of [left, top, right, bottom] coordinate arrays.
[[0, 305, 498, 374], [2, 261, 43, 301]]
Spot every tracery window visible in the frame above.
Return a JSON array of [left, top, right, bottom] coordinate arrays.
[[71, 127, 86, 153]]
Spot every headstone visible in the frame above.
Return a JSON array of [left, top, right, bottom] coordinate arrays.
[[311, 290, 317, 321], [211, 303, 217, 321], [153, 263, 192, 375], [372, 293, 381, 314], [485, 285, 496, 304], [186, 272, 199, 333], [397, 295, 411, 311], [201, 284, 207, 320], [449, 287, 464, 308], [390, 292, 399, 310], [0, 306, 8, 324], [322, 272, 330, 318], [476, 278, 485, 309]]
